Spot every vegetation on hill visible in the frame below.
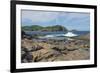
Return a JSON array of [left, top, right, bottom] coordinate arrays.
[[22, 25, 68, 32]]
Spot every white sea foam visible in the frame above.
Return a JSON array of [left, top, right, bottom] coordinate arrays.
[[64, 32, 77, 37], [43, 32, 77, 38]]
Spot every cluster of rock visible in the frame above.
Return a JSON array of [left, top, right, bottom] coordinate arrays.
[[21, 36, 90, 63]]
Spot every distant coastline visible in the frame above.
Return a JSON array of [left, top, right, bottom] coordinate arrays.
[[22, 25, 68, 32]]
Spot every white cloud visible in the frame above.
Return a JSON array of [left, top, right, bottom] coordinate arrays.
[[22, 10, 89, 24], [22, 10, 60, 22], [21, 10, 90, 31]]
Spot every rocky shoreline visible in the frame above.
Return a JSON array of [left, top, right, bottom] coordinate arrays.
[[21, 32, 90, 63]]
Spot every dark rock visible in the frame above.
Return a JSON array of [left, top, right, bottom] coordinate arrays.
[[21, 48, 33, 63], [21, 59, 28, 63], [31, 45, 44, 51], [22, 47, 29, 52], [52, 47, 62, 52], [25, 52, 33, 62]]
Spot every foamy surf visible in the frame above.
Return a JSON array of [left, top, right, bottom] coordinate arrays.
[[64, 32, 77, 37]]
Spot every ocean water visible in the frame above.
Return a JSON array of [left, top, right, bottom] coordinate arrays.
[[25, 31, 89, 36], [72, 31, 90, 36], [25, 31, 90, 40]]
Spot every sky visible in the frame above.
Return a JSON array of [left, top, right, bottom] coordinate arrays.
[[21, 10, 90, 31]]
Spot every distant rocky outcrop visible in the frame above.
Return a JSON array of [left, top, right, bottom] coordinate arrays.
[[73, 33, 90, 40], [21, 30, 33, 39]]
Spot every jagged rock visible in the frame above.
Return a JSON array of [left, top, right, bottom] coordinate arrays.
[[21, 50, 33, 63], [21, 34, 90, 63], [31, 45, 44, 51]]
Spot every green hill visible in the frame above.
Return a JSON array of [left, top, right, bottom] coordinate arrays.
[[22, 25, 67, 32]]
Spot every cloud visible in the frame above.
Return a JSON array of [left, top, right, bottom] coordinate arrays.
[[21, 10, 90, 31], [22, 10, 60, 23]]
